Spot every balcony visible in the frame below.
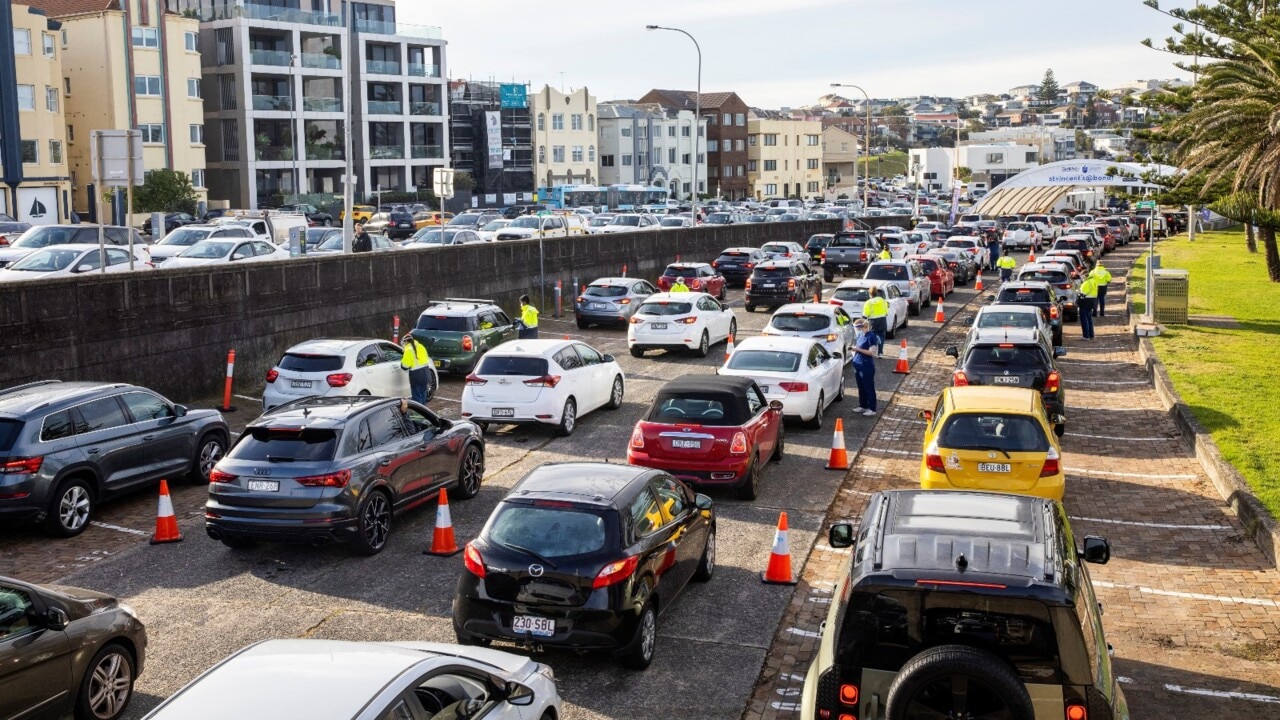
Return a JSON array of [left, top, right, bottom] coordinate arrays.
[[250, 49, 292, 66], [410, 101, 441, 116], [306, 144, 344, 160], [365, 60, 401, 75], [301, 52, 340, 70], [256, 146, 296, 161], [252, 94, 293, 111], [354, 18, 396, 34], [242, 3, 341, 26], [411, 145, 443, 159], [367, 100, 403, 115], [407, 63, 439, 78], [370, 145, 404, 160], [303, 96, 341, 112]]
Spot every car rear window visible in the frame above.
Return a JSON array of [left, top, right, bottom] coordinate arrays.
[[278, 354, 344, 373], [915, 259, 940, 274], [770, 313, 830, 332], [489, 503, 608, 557], [1019, 271, 1069, 284], [998, 288, 1052, 304], [585, 285, 628, 298], [416, 315, 473, 332], [664, 265, 698, 277], [718, 252, 752, 261], [726, 350, 801, 373], [228, 428, 338, 462], [866, 265, 907, 281], [476, 356, 548, 377], [965, 344, 1048, 369], [831, 233, 871, 247], [976, 311, 1040, 330], [649, 393, 747, 426], [0, 419, 23, 451], [939, 413, 1050, 452], [638, 302, 692, 316], [833, 286, 872, 302], [753, 268, 793, 280]]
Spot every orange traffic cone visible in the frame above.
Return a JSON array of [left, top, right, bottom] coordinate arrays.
[[934, 299, 946, 323], [813, 291, 821, 303], [724, 333, 735, 362], [893, 339, 910, 374], [826, 418, 849, 470], [150, 479, 183, 544], [761, 512, 797, 585], [423, 488, 461, 556], [1028, 249, 1037, 262], [975, 273, 984, 291]]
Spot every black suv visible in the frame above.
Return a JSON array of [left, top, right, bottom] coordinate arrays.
[[386, 209, 418, 240], [713, 247, 768, 286], [803, 490, 1126, 720], [947, 326, 1068, 435], [992, 281, 1066, 345], [745, 260, 822, 312], [0, 380, 228, 537]]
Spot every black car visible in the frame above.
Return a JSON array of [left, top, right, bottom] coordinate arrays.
[[385, 209, 418, 240], [278, 203, 334, 227], [206, 395, 485, 554], [503, 204, 547, 219], [453, 462, 715, 670], [0, 575, 148, 720], [804, 490, 1123, 720], [141, 212, 196, 236], [804, 233, 833, 262], [0, 380, 229, 537], [712, 247, 767, 286], [946, 326, 1068, 435], [992, 280, 1066, 344], [745, 260, 822, 312]]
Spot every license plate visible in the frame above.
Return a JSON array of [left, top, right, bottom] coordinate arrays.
[[433, 360, 442, 367], [838, 264, 850, 270], [513, 615, 555, 637], [591, 302, 607, 310], [491, 408, 515, 417], [978, 463, 1012, 473], [650, 322, 668, 330], [761, 283, 776, 288], [290, 380, 312, 389], [672, 439, 702, 449], [993, 376, 1021, 384], [247, 480, 279, 492], [758, 385, 770, 394]]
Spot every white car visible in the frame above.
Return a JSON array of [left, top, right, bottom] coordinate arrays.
[[1002, 221, 1042, 250], [460, 338, 623, 436], [628, 291, 736, 358], [403, 228, 484, 247], [597, 213, 659, 234], [476, 219, 512, 242], [586, 214, 615, 234], [763, 303, 857, 363], [863, 260, 931, 316], [0, 244, 149, 282], [147, 224, 257, 264], [882, 232, 932, 259], [262, 338, 432, 411], [969, 303, 1057, 350], [759, 241, 806, 260], [659, 216, 695, 229], [942, 237, 989, 268], [0, 224, 138, 268], [719, 335, 844, 428], [161, 238, 291, 268], [139, 639, 561, 720], [828, 279, 910, 337]]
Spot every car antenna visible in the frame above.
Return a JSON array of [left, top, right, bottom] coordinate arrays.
[[955, 553, 968, 571]]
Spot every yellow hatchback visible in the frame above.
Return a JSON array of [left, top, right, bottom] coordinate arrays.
[[918, 386, 1065, 501]]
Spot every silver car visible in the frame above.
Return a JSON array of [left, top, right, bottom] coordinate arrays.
[[574, 277, 658, 328]]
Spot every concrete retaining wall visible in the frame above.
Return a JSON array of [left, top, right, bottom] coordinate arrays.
[[0, 221, 839, 401]]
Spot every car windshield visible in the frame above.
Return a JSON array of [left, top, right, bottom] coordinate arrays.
[[178, 241, 233, 259], [938, 413, 1049, 453], [589, 217, 612, 227], [753, 268, 795, 279], [416, 315, 471, 332], [12, 226, 81, 248], [480, 220, 507, 232], [806, 236, 831, 249], [976, 311, 1039, 330], [706, 213, 732, 224], [913, 259, 941, 274], [866, 265, 907, 281], [585, 285, 628, 298], [228, 427, 339, 462], [411, 231, 453, 244], [965, 344, 1048, 368], [488, 503, 608, 558], [1020, 270, 1069, 284], [717, 252, 753, 262], [448, 214, 482, 226], [278, 353, 344, 372], [611, 216, 641, 227], [1008, 223, 1034, 231], [833, 286, 873, 302], [945, 240, 974, 248], [727, 350, 802, 372], [160, 228, 212, 246], [316, 236, 345, 251], [998, 288, 1052, 304], [510, 217, 541, 229], [746, 215, 769, 222], [761, 244, 790, 254], [476, 356, 549, 377], [638, 301, 692, 316]]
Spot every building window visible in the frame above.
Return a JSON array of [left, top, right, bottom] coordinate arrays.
[[131, 27, 159, 48], [571, 113, 583, 130], [807, 134, 820, 146], [737, 164, 744, 176], [184, 31, 198, 52], [42, 33, 55, 57], [552, 146, 565, 163], [190, 124, 204, 144], [620, 126, 631, 138], [807, 181, 819, 193], [134, 75, 162, 96], [139, 123, 165, 143], [763, 160, 777, 172], [708, 166, 718, 178], [637, 152, 646, 167], [681, 125, 690, 137], [1025, 151, 1038, 163], [191, 169, 206, 188], [668, 148, 676, 164], [722, 112, 731, 125], [722, 165, 732, 177], [187, 78, 201, 98], [538, 145, 545, 163], [748, 160, 757, 172], [571, 145, 583, 162], [63, 77, 70, 95], [13, 29, 31, 55], [221, 118, 239, 160], [683, 182, 690, 194], [622, 154, 632, 166], [748, 135, 757, 146], [697, 153, 703, 164], [682, 153, 690, 165], [637, 124, 647, 139], [601, 154, 614, 167], [986, 152, 1004, 164], [537, 113, 545, 131], [764, 134, 777, 146], [16, 85, 34, 110], [45, 86, 58, 112], [20, 140, 37, 164], [67, 124, 74, 142], [667, 125, 675, 137], [807, 158, 820, 170], [698, 180, 705, 192], [588, 145, 595, 162], [706, 140, 717, 152], [765, 183, 777, 195], [61, 29, 67, 47], [552, 114, 564, 131], [48, 140, 63, 164], [588, 114, 594, 131], [733, 139, 742, 151], [735, 113, 745, 126]]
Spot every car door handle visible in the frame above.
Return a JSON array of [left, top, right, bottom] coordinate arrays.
[[142, 435, 155, 441], [417, 445, 429, 452], [379, 459, 391, 467], [87, 448, 100, 454]]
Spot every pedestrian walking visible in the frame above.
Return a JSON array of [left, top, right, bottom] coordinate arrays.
[[862, 287, 889, 356], [400, 334, 434, 404], [352, 220, 372, 253], [996, 254, 1017, 283], [1088, 262, 1112, 317], [1078, 273, 1099, 339], [850, 318, 878, 416], [518, 294, 539, 339]]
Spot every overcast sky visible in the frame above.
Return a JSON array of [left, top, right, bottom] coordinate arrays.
[[402, 0, 1195, 107]]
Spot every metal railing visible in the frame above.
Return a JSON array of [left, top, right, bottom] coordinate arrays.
[[365, 60, 401, 75], [369, 145, 404, 159], [250, 49, 292, 66], [407, 63, 439, 78], [301, 52, 340, 70], [366, 100, 403, 115], [241, 3, 341, 26], [303, 96, 341, 112], [252, 94, 293, 111], [354, 18, 396, 34], [256, 146, 296, 161], [411, 144, 443, 159], [410, 101, 441, 116], [306, 144, 344, 160]]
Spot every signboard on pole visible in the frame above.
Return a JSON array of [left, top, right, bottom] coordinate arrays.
[[499, 84, 527, 109], [433, 168, 455, 199], [1136, 200, 1157, 210], [485, 111, 503, 170], [89, 130, 144, 187]]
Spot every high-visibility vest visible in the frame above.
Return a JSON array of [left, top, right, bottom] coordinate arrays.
[[1080, 276, 1099, 298], [401, 338, 431, 371], [863, 296, 889, 319], [521, 304, 539, 328], [997, 256, 1017, 270], [878, 249, 891, 260], [670, 282, 690, 293], [1090, 266, 1112, 285]]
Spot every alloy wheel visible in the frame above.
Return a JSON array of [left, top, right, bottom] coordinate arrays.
[[362, 493, 391, 551], [59, 486, 91, 532], [198, 439, 224, 479], [87, 650, 132, 719]]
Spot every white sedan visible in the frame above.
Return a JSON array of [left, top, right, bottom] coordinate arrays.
[[0, 244, 149, 282], [461, 338, 624, 436], [763, 303, 857, 363], [760, 241, 806, 260], [628, 292, 737, 358], [476, 219, 512, 242], [262, 338, 433, 411], [597, 214, 660, 233], [828, 279, 910, 338], [719, 335, 843, 428], [161, 238, 290, 268]]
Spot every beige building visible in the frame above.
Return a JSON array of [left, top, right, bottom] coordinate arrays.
[[532, 85, 598, 188], [1, 2, 72, 224], [746, 112, 822, 200], [28, 0, 207, 213], [822, 126, 860, 195]]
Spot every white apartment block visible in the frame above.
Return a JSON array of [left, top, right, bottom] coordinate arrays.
[[597, 102, 706, 200]]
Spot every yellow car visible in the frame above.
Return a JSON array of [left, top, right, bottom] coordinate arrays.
[[918, 386, 1065, 501], [338, 205, 377, 223], [413, 211, 454, 229]]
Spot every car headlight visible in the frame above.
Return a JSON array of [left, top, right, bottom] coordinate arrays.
[[117, 602, 139, 620], [536, 662, 555, 681]]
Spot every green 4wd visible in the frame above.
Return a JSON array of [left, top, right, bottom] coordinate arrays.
[[411, 298, 517, 374]]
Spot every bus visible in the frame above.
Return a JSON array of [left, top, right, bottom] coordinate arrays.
[[536, 185, 603, 210], [605, 184, 670, 212]]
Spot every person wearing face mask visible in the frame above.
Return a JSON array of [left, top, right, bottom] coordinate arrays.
[[850, 318, 879, 416]]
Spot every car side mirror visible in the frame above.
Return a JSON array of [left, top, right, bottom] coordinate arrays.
[[504, 681, 535, 707], [45, 607, 68, 631], [601, 353, 615, 363], [945, 346, 959, 358], [1050, 413, 1066, 425], [768, 400, 783, 411], [1054, 347, 1067, 358], [829, 522, 855, 549], [831, 351, 843, 360], [1081, 536, 1111, 564], [173, 404, 188, 417], [918, 409, 932, 422], [695, 493, 713, 516]]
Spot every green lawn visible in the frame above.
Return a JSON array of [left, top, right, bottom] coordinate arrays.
[[1129, 228, 1280, 518], [859, 151, 909, 180]]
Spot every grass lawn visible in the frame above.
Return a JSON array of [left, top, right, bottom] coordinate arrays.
[[859, 151, 909, 180], [1129, 228, 1280, 518]]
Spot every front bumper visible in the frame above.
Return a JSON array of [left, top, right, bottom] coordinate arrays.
[[920, 467, 1065, 502]]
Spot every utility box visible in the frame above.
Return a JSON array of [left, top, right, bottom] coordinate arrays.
[[1152, 268, 1189, 324]]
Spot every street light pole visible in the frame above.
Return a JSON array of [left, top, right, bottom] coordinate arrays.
[[831, 83, 872, 211], [647, 25, 700, 220], [290, 53, 301, 206]]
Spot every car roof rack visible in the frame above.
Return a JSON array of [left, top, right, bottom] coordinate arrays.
[[0, 379, 61, 398], [431, 298, 497, 307]]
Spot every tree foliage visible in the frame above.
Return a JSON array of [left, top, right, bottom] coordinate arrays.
[[1037, 69, 1061, 101], [131, 169, 198, 215]]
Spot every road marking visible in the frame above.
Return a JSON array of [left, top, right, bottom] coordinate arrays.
[[813, 544, 852, 554], [786, 627, 822, 639], [1092, 580, 1280, 608], [866, 447, 922, 457], [90, 521, 149, 537], [771, 702, 801, 712], [840, 488, 876, 496], [1069, 515, 1232, 531], [233, 394, 261, 402], [1163, 684, 1280, 704], [779, 673, 806, 682], [1065, 432, 1171, 441], [431, 396, 461, 404], [1065, 467, 1198, 479], [776, 687, 801, 697], [1057, 359, 1134, 365], [1065, 379, 1150, 385], [807, 596, 832, 604]]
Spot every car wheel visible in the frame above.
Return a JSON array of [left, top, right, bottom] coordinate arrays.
[[43, 477, 94, 538], [808, 393, 825, 429], [619, 601, 658, 670], [219, 536, 257, 549], [908, 301, 920, 317], [75, 642, 135, 720], [351, 490, 392, 556], [729, 319, 738, 339], [323, 219, 332, 227], [475, 421, 489, 434], [630, 347, 645, 358], [555, 397, 577, 437], [693, 331, 710, 358], [884, 644, 1035, 720], [887, 321, 897, 340], [772, 424, 785, 462], [824, 270, 834, 283], [455, 630, 492, 647], [692, 526, 716, 582], [607, 376, 625, 409], [745, 304, 756, 313], [576, 318, 589, 329], [188, 432, 226, 482], [835, 376, 845, 402], [1055, 422, 1066, 438], [454, 444, 484, 499], [718, 285, 727, 301], [902, 313, 909, 329], [735, 455, 760, 501]]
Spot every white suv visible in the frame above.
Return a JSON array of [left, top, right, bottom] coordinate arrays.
[[263, 338, 433, 411], [863, 260, 931, 316]]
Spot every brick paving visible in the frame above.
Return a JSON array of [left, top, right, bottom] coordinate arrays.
[[745, 243, 1280, 719]]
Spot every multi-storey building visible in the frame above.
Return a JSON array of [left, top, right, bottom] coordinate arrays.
[[0, 2, 72, 224], [179, 0, 448, 209], [596, 101, 706, 200], [28, 0, 206, 213], [447, 79, 533, 205], [746, 111, 822, 200], [636, 89, 749, 200], [821, 125, 860, 193], [531, 85, 597, 188]]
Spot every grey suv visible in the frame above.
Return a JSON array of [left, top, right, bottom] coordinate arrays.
[[0, 380, 229, 537], [205, 395, 485, 554]]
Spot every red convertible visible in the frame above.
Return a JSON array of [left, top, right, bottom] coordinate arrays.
[[905, 254, 955, 300], [655, 263, 727, 300], [628, 375, 782, 500]]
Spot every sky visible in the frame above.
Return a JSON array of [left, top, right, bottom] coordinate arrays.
[[402, 0, 1197, 108]]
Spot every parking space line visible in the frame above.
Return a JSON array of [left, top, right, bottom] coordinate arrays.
[[233, 394, 261, 402], [1065, 468, 1199, 479], [1065, 433, 1171, 441], [90, 521, 149, 537], [1069, 515, 1232, 531], [1065, 379, 1150, 385], [1057, 359, 1135, 366], [770, 702, 802, 712], [866, 447, 922, 457], [786, 627, 821, 639], [1163, 684, 1280, 705], [1092, 580, 1280, 608]]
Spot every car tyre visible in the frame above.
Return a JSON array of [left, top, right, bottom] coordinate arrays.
[[475, 421, 489, 434], [887, 321, 897, 340], [693, 331, 710, 358], [884, 644, 1035, 720], [43, 477, 94, 538], [745, 304, 756, 313], [718, 285, 727, 301], [824, 270, 834, 283], [692, 526, 716, 582], [75, 642, 135, 720], [630, 347, 645, 358], [735, 455, 761, 501], [1055, 422, 1066, 438], [555, 397, 577, 437], [351, 489, 392, 556], [576, 318, 589, 330], [188, 432, 226, 483], [323, 219, 332, 227], [619, 601, 658, 670], [455, 630, 492, 647], [908, 301, 920, 317], [835, 376, 845, 402], [772, 425, 785, 462], [728, 319, 737, 340], [606, 376, 625, 410], [808, 393, 825, 429], [454, 444, 484, 499]]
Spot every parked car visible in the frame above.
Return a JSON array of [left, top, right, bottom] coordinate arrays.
[[338, 205, 377, 223], [496, 213, 589, 240], [140, 211, 196, 237], [627, 292, 736, 358], [575, 277, 657, 328], [160, 239, 291, 268], [461, 339, 624, 436], [453, 462, 714, 670], [413, 210, 455, 228], [0, 213, 32, 246], [655, 262, 726, 299], [946, 326, 1067, 436], [1001, 221, 1042, 251], [447, 211, 502, 230], [596, 213, 660, 234], [403, 228, 484, 247], [0, 225, 140, 269], [476, 218, 513, 242], [411, 299, 518, 375], [262, 338, 433, 411], [828, 279, 910, 338], [759, 241, 806, 261], [206, 395, 484, 553], [277, 203, 333, 227], [0, 244, 149, 282], [712, 247, 768, 286], [502, 204, 547, 219], [311, 232, 398, 253], [0, 379, 228, 536], [720, 335, 844, 428], [0, 575, 148, 720], [863, 260, 931, 316], [586, 214, 616, 234], [377, 208, 418, 240], [970, 302, 1059, 350], [762, 302, 857, 362], [745, 259, 823, 312], [820, 230, 878, 282], [659, 216, 695, 229], [146, 225, 254, 264], [704, 211, 738, 225]]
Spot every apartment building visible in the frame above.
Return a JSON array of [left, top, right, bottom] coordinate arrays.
[[636, 89, 749, 200], [28, 0, 206, 213], [596, 102, 706, 200], [179, 0, 448, 209], [0, 2, 71, 225], [912, 142, 1040, 190], [531, 85, 597, 188], [448, 79, 533, 204], [821, 125, 860, 193], [746, 111, 822, 200]]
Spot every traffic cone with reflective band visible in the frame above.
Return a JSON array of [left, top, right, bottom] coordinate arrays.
[[423, 488, 461, 556], [934, 299, 946, 323], [826, 418, 849, 470], [1028, 249, 1037, 262], [975, 273, 984, 291], [724, 333, 735, 361], [150, 479, 183, 544], [893, 339, 910, 374], [761, 512, 797, 585]]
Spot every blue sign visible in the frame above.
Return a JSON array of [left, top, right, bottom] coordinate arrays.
[[499, 84, 527, 109]]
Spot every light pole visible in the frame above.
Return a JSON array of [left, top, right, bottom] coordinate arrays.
[[290, 53, 301, 206], [647, 25, 700, 220], [830, 83, 871, 211]]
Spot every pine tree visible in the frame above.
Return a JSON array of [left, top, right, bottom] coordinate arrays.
[[1037, 69, 1061, 101]]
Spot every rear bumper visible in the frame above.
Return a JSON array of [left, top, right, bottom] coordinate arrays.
[[823, 261, 868, 275], [746, 291, 808, 307], [453, 589, 636, 651], [204, 499, 359, 546], [461, 398, 562, 426], [627, 451, 750, 485], [575, 310, 628, 324], [433, 354, 481, 375], [920, 468, 1065, 502]]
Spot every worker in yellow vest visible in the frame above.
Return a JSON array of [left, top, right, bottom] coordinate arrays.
[[862, 287, 890, 356], [519, 295, 539, 339], [670, 276, 691, 293], [1088, 262, 1113, 317], [400, 334, 434, 404], [996, 254, 1017, 283]]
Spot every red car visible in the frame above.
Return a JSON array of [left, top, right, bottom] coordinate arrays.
[[906, 255, 955, 300], [628, 375, 782, 500], [656, 262, 727, 300]]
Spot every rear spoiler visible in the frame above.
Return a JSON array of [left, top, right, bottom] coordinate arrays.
[[433, 297, 498, 306]]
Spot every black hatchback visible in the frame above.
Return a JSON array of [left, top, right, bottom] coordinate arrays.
[[946, 327, 1068, 435], [713, 247, 767, 286], [453, 462, 715, 670], [386, 210, 418, 240], [745, 260, 822, 312]]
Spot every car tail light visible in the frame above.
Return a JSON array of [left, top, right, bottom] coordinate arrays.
[[711, 260, 718, 268], [745, 278, 752, 290], [465, 374, 487, 386], [690, 279, 702, 289], [829, 299, 843, 306], [326, 373, 353, 387], [630, 316, 644, 324], [676, 316, 697, 324], [859, 250, 867, 262], [953, 370, 969, 386], [1058, 283, 1073, 290], [0, 457, 43, 474], [577, 296, 585, 303], [295, 469, 351, 488], [820, 250, 826, 262], [619, 298, 632, 305], [630, 426, 645, 449], [523, 375, 562, 388], [839, 684, 859, 706], [464, 543, 486, 578], [788, 278, 797, 291], [265, 368, 279, 383], [729, 431, 748, 455], [593, 555, 639, 589], [1065, 702, 1087, 720], [746, 262, 755, 269], [1041, 446, 1061, 477], [0, 235, 8, 246], [1045, 370, 1061, 394], [462, 335, 474, 352], [208, 469, 236, 484], [925, 442, 946, 472], [1050, 305, 1060, 320], [779, 382, 809, 393]]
